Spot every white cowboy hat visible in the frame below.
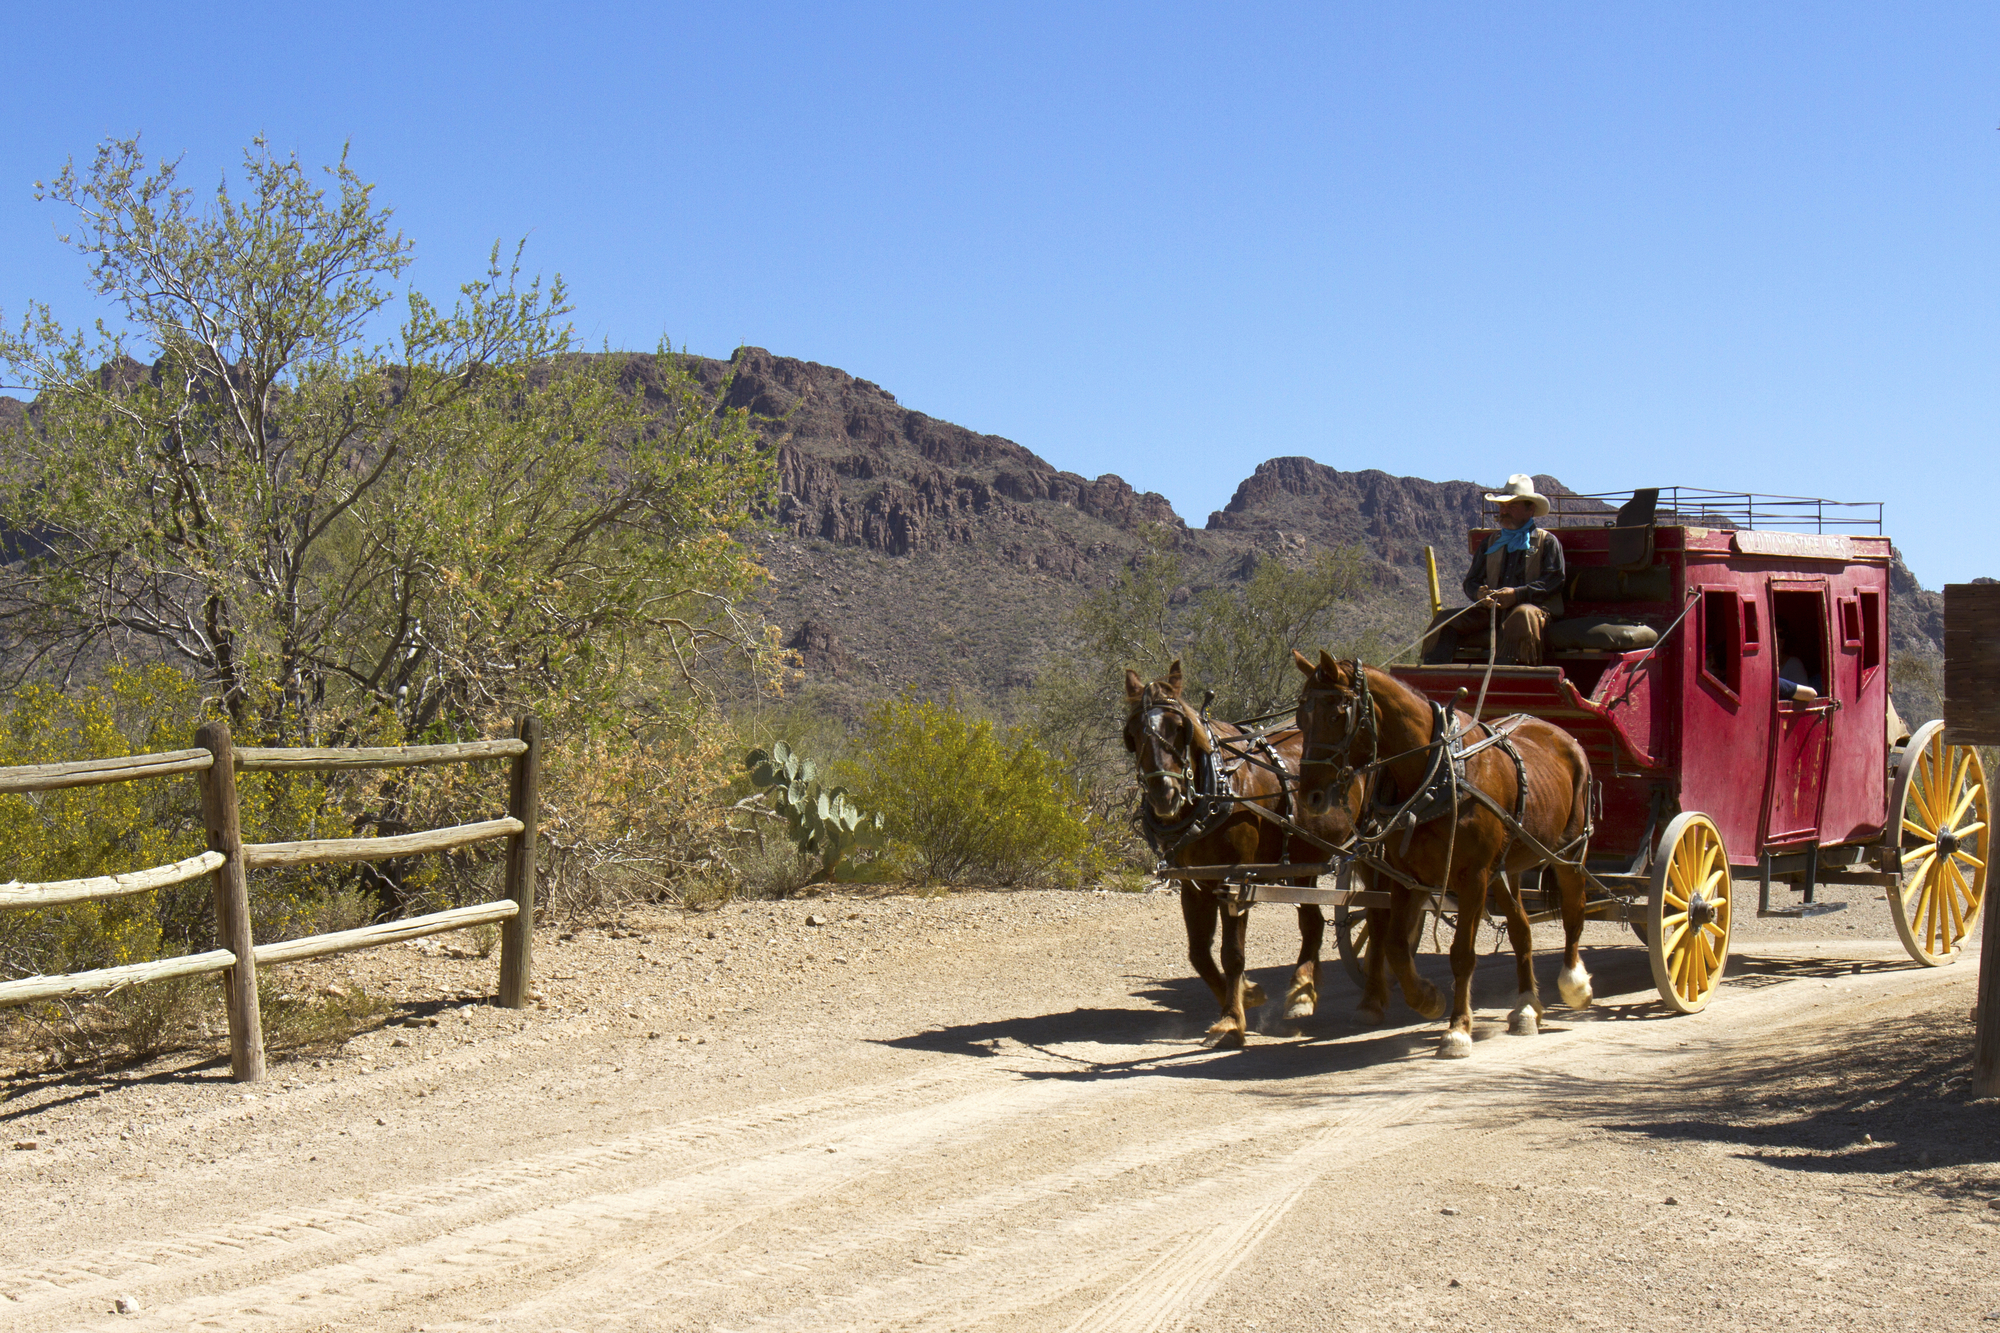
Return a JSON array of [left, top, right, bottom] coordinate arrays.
[[1482, 474, 1551, 518]]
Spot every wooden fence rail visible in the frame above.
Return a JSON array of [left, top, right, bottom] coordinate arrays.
[[0, 715, 541, 1082]]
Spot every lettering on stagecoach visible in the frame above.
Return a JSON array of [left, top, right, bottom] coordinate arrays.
[[1729, 531, 1864, 561]]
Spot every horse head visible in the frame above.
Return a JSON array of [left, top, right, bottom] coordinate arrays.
[[1291, 649, 1375, 820], [1122, 659, 1213, 821]]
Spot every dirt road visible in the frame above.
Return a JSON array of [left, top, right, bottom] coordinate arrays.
[[2, 887, 1996, 1331]]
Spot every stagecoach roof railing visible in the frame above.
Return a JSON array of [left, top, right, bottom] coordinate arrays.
[[1482, 486, 1884, 535]]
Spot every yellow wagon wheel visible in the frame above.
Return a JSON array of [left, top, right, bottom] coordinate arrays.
[[1647, 812, 1733, 1014], [1885, 720, 1988, 967], [1333, 888, 1434, 987]]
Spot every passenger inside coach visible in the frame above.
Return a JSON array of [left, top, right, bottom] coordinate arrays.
[[1773, 619, 1822, 703]]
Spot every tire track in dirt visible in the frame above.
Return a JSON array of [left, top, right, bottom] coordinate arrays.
[[10, 944, 1972, 1333], [0, 1057, 1032, 1322]]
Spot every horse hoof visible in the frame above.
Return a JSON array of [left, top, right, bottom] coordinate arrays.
[[1414, 988, 1447, 1022], [1284, 991, 1316, 1021], [1357, 1005, 1387, 1026], [1242, 982, 1269, 1008], [1203, 1026, 1247, 1049], [1437, 1030, 1474, 1059], [1557, 965, 1594, 1010], [1508, 1010, 1540, 1037]]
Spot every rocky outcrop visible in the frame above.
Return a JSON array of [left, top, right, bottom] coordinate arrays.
[[685, 348, 1182, 568], [1207, 460, 1606, 571]]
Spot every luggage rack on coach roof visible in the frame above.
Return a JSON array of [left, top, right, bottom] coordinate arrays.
[[1487, 485, 1884, 535]]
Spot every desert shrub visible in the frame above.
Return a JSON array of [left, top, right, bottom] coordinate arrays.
[[0, 666, 214, 983], [255, 975, 389, 1051], [93, 974, 210, 1060], [844, 694, 1101, 887], [533, 707, 742, 920]]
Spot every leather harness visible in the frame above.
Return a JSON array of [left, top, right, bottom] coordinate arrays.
[[1131, 687, 1298, 862]]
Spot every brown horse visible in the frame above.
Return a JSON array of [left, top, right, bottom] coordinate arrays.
[[1290, 651, 1596, 1058], [1124, 661, 1343, 1046]]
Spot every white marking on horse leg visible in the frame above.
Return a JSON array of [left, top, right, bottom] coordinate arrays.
[[1284, 979, 1316, 1020], [1507, 992, 1540, 1036], [1556, 962, 1594, 1010], [1437, 1029, 1474, 1059]]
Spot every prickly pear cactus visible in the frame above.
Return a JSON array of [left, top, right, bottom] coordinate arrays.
[[744, 741, 886, 881]]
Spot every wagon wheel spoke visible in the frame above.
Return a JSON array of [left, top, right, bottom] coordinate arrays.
[[1934, 863, 1961, 956], [1683, 932, 1711, 1000], [1953, 849, 1986, 872], [1905, 770, 1937, 829], [1951, 819, 1987, 842], [1660, 916, 1691, 958], [1926, 740, 1951, 824], [1945, 769, 1978, 830]]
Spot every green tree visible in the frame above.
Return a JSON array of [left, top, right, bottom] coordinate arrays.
[[1182, 546, 1374, 718], [1027, 527, 1375, 798], [0, 137, 779, 745]]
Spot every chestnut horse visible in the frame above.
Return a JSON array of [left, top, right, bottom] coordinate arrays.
[[1290, 651, 1595, 1058], [1124, 661, 1344, 1046]]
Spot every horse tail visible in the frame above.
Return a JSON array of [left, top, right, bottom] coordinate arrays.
[[1563, 734, 1591, 849]]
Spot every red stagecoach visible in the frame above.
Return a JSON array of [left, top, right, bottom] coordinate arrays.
[[1229, 487, 1990, 1014]]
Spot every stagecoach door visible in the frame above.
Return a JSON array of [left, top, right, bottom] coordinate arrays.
[[1763, 584, 1836, 848]]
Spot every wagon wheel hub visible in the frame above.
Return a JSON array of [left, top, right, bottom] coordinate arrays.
[[1686, 894, 1715, 929], [1935, 829, 1960, 856]]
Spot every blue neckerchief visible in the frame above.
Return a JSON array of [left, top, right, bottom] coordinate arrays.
[[1486, 520, 1537, 555]]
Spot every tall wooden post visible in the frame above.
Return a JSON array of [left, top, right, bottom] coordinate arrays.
[[499, 714, 541, 1008], [1943, 584, 1999, 1098], [195, 720, 265, 1082], [1976, 874, 2000, 1098]]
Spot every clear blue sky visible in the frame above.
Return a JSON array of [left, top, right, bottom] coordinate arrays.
[[3, 3, 1995, 583]]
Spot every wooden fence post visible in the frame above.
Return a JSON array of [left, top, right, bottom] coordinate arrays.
[[1976, 875, 2000, 1098], [499, 714, 541, 1008], [1944, 583, 1999, 1099], [195, 720, 265, 1083]]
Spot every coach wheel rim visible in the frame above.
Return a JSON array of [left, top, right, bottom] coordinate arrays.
[[1886, 721, 1989, 967], [1647, 812, 1733, 1014]]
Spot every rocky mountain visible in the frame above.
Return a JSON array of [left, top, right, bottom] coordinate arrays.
[[670, 347, 1949, 718]]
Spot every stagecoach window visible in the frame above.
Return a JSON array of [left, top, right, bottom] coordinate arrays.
[[1770, 590, 1829, 698], [1839, 597, 1864, 648], [1858, 590, 1883, 673], [1741, 598, 1761, 649], [1700, 590, 1741, 696]]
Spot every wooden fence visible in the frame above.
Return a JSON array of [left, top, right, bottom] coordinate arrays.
[[0, 716, 542, 1082]]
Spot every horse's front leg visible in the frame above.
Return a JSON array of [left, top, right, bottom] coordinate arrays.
[[1178, 882, 1231, 1014], [1204, 901, 1253, 1047], [1491, 870, 1543, 1036], [1384, 888, 1447, 1021], [1357, 901, 1393, 1024], [1439, 863, 1493, 1059], [1285, 902, 1323, 1020]]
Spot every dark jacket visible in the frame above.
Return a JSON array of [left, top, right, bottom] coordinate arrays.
[[1461, 526, 1567, 610]]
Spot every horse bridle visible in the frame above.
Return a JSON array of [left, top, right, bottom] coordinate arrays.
[[1128, 686, 1208, 815], [1296, 659, 1379, 804]]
